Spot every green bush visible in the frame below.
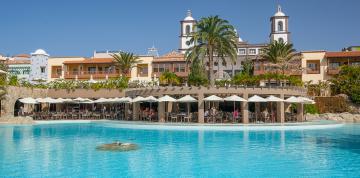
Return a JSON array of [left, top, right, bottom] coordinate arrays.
[[304, 104, 319, 114], [331, 65, 360, 104]]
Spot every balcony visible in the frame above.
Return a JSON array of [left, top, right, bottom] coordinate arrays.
[[153, 71, 189, 78], [51, 73, 62, 78], [327, 67, 340, 75], [254, 68, 302, 76], [64, 71, 120, 79], [306, 68, 320, 74]]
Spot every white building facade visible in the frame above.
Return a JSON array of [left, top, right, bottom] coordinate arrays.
[[28, 49, 49, 82]]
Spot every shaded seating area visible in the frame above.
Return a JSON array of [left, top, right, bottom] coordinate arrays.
[[16, 92, 315, 124]]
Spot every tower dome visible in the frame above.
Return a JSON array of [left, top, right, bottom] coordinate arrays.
[[184, 10, 195, 21], [31, 49, 49, 56], [274, 5, 285, 16]]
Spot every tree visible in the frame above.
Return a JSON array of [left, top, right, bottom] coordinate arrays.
[[111, 52, 142, 77], [187, 59, 208, 86], [186, 16, 238, 87], [261, 40, 300, 75], [159, 71, 180, 86], [331, 65, 360, 104], [0, 61, 7, 86], [241, 59, 254, 75]]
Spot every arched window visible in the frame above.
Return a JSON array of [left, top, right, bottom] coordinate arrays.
[[278, 21, 284, 31], [278, 38, 284, 43], [185, 25, 191, 35]]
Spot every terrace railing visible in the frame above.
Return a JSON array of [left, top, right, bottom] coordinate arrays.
[[64, 71, 120, 79]]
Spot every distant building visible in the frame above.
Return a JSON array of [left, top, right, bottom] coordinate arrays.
[[5, 59, 31, 80], [270, 5, 290, 43], [301, 50, 360, 84], [48, 57, 85, 81], [345, 46, 360, 51], [152, 51, 188, 80], [28, 49, 49, 82]]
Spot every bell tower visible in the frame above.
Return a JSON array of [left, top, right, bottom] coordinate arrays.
[[179, 10, 196, 53], [270, 5, 290, 43]]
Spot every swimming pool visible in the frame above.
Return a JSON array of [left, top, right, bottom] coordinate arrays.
[[0, 122, 359, 177]]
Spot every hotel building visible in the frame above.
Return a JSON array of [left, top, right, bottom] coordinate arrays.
[[301, 50, 360, 84]]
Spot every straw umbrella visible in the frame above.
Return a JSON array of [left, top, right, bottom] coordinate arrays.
[[248, 95, 267, 122], [158, 95, 176, 119], [177, 95, 197, 116], [265, 95, 284, 122], [143, 96, 158, 112], [19, 97, 38, 115], [224, 95, 247, 121]]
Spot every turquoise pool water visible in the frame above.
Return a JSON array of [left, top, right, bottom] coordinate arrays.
[[0, 122, 359, 177]]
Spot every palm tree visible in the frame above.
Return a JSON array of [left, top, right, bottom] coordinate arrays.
[[261, 40, 300, 75], [159, 71, 180, 86], [186, 16, 238, 87], [111, 52, 142, 77]]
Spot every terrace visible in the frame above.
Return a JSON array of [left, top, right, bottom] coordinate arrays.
[[254, 62, 302, 76], [325, 51, 360, 75], [63, 58, 120, 80]]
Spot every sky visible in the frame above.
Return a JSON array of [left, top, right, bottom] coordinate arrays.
[[0, 0, 359, 57]]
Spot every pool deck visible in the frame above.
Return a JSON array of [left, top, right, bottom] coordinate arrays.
[[32, 119, 345, 131]]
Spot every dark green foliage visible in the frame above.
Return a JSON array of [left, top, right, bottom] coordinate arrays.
[[185, 15, 238, 86], [159, 71, 180, 86], [331, 65, 360, 104], [187, 60, 209, 86], [304, 104, 319, 114]]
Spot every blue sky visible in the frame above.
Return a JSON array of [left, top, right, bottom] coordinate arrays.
[[0, 0, 359, 57]]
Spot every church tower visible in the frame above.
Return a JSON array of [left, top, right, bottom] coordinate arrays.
[[270, 5, 290, 43], [179, 10, 196, 54]]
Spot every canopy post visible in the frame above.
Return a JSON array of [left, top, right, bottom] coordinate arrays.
[[276, 94, 285, 123], [296, 103, 304, 122], [158, 100, 165, 122], [242, 93, 249, 124], [198, 93, 204, 123]]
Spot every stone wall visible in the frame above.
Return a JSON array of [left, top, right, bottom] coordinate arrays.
[[0, 86, 48, 118], [314, 96, 349, 113], [306, 112, 360, 123], [0, 86, 125, 118]]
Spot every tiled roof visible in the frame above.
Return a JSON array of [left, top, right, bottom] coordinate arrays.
[[154, 50, 185, 62], [5, 60, 31, 65], [14, 54, 30, 58], [325, 51, 360, 58], [63, 58, 115, 64]]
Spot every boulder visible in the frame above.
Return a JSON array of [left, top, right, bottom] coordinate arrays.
[[339, 112, 355, 123], [96, 142, 139, 152]]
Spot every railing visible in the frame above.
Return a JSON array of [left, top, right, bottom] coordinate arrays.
[[327, 67, 340, 75], [306, 69, 320, 74], [64, 71, 120, 79], [153, 71, 189, 77], [51, 73, 62, 78], [254, 69, 302, 75]]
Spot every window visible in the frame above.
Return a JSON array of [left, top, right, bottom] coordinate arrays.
[[238, 48, 246, 55], [72, 68, 78, 75], [278, 38, 284, 43], [249, 49, 256, 55], [307, 63, 318, 70], [174, 64, 186, 72], [351, 62, 360, 66], [185, 25, 191, 35], [153, 64, 159, 72], [278, 21, 283, 31], [56, 68, 62, 75], [88, 67, 96, 74], [258, 49, 264, 54], [306, 61, 320, 74], [329, 62, 340, 69], [137, 64, 148, 76], [40, 66, 45, 73]]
